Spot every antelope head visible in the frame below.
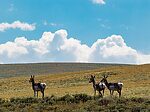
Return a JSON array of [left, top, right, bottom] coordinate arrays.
[[100, 73, 108, 83], [29, 75, 34, 83], [89, 75, 95, 83]]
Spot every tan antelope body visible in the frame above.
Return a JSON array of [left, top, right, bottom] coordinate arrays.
[[101, 75, 123, 97], [89, 75, 106, 98], [29, 75, 46, 98]]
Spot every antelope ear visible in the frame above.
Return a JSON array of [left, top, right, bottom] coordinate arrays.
[[91, 75, 93, 77], [106, 75, 108, 78], [31, 75, 32, 78], [33, 75, 35, 78], [94, 76, 95, 78]]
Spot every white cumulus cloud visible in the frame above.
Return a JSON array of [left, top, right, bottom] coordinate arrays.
[[0, 21, 36, 32], [137, 53, 150, 64], [0, 29, 150, 64], [89, 35, 138, 63], [92, 0, 106, 5]]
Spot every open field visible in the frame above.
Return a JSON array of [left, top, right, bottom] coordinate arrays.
[[0, 63, 149, 99], [0, 63, 150, 111]]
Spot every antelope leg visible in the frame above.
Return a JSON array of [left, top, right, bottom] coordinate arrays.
[[34, 91, 36, 97], [110, 90, 112, 95], [37, 91, 38, 98], [102, 89, 104, 96], [112, 90, 114, 95], [99, 91, 103, 97]]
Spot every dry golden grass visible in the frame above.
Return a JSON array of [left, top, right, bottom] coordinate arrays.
[[0, 64, 150, 99]]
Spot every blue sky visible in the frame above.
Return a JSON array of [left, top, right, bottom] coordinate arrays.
[[0, 0, 150, 64]]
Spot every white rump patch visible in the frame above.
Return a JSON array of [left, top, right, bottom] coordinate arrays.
[[118, 82, 123, 88], [99, 82, 106, 88], [118, 82, 123, 85], [40, 83, 46, 88]]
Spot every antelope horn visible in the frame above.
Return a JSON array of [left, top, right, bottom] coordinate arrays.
[[105, 75, 108, 78]]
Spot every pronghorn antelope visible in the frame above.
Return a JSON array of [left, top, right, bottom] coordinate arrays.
[[29, 75, 46, 98], [89, 75, 106, 98], [100, 75, 123, 97]]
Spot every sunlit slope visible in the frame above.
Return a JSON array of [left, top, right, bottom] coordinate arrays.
[[0, 64, 149, 99]]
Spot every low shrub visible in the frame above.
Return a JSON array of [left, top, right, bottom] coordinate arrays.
[[0, 98, 5, 104], [0, 94, 149, 112], [98, 98, 112, 106], [58, 94, 74, 103], [10, 97, 39, 104], [130, 97, 145, 103], [73, 93, 92, 103]]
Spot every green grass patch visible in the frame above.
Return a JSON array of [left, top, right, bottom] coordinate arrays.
[[0, 94, 149, 112]]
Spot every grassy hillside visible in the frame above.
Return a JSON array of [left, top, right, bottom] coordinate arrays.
[[0, 63, 125, 78], [0, 64, 149, 99]]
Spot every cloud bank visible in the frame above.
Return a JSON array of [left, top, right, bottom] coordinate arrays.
[[0, 21, 36, 32], [0, 29, 149, 64], [92, 0, 106, 5]]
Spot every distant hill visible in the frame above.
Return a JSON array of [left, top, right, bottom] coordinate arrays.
[[0, 63, 128, 78]]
